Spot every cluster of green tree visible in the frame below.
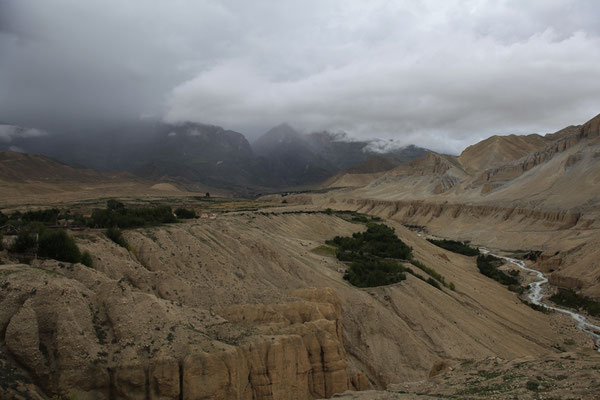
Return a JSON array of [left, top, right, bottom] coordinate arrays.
[[1, 208, 88, 233], [327, 223, 413, 260], [9, 227, 92, 266], [549, 288, 600, 317], [174, 208, 196, 219], [326, 223, 453, 290], [344, 258, 407, 288], [427, 238, 480, 256], [88, 200, 177, 229], [326, 223, 412, 287], [476, 254, 518, 286]]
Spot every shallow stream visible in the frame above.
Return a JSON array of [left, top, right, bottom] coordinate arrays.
[[481, 249, 600, 351]]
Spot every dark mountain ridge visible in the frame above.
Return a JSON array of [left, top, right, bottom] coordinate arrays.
[[1, 120, 431, 194]]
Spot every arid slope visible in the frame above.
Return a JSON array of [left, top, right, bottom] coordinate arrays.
[[0, 212, 583, 399]]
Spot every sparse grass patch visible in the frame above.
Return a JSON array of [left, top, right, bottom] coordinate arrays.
[[311, 244, 337, 257]]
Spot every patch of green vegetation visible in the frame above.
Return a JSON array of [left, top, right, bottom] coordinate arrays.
[[327, 223, 412, 260], [325, 223, 451, 290], [550, 288, 600, 317], [174, 208, 196, 219], [311, 244, 337, 257], [525, 380, 539, 392], [81, 251, 93, 267], [427, 238, 480, 256], [10, 230, 38, 253], [410, 259, 447, 287], [38, 229, 81, 263], [8, 224, 92, 266], [325, 223, 412, 287], [89, 200, 176, 229], [105, 227, 128, 248], [477, 254, 519, 286], [521, 299, 551, 313], [344, 258, 407, 288]]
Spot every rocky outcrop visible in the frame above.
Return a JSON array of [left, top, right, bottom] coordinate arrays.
[[0, 262, 354, 400], [474, 113, 600, 189]]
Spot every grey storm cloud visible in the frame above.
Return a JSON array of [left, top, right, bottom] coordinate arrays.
[[1, 0, 600, 154]]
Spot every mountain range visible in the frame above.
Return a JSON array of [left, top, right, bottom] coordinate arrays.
[[0, 121, 429, 194]]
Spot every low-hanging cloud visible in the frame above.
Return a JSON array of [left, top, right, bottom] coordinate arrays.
[[0, 124, 47, 143], [2, 0, 600, 154]]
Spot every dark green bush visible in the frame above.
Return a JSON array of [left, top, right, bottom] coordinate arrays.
[[11, 230, 38, 253], [426, 277, 441, 289], [525, 380, 539, 392], [344, 257, 406, 288], [81, 251, 93, 267], [476, 255, 519, 286], [107, 200, 125, 210], [550, 288, 600, 317], [174, 208, 196, 219], [106, 227, 128, 248], [19, 209, 60, 225], [38, 229, 81, 263], [0, 211, 8, 226], [90, 205, 176, 229], [427, 238, 480, 256]]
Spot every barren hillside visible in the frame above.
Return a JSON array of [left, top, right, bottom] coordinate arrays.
[[1, 211, 588, 399]]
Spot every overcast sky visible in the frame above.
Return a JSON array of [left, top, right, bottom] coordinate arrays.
[[1, 0, 600, 154]]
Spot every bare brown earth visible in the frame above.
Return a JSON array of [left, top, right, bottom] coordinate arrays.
[[0, 150, 226, 207], [2, 209, 594, 399]]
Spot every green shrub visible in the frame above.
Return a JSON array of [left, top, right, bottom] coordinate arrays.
[[426, 277, 441, 290], [0, 231, 3, 251], [351, 215, 369, 223], [81, 251, 93, 267], [449, 282, 456, 291], [38, 229, 81, 263], [410, 259, 446, 286], [106, 227, 128, 248], [427, 238, 480, 256], [174, 208, 196, 219], [525, 380, 539, 392], [476, 254, 519, 286]]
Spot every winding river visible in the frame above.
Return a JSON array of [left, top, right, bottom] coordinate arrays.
[[481, 249, 600, 351]]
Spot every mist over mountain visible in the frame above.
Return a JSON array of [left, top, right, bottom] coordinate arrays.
[[0, 120, 430, 193]]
